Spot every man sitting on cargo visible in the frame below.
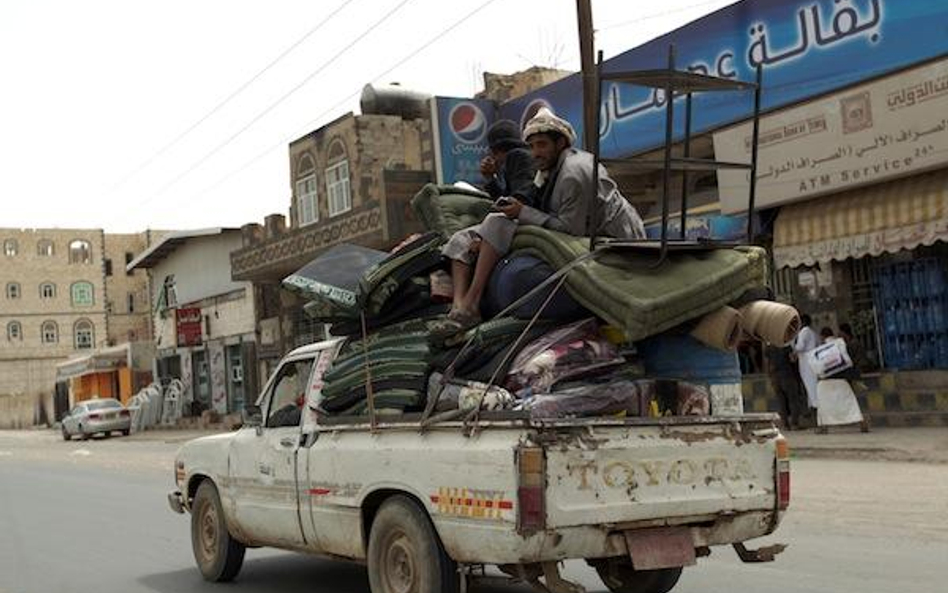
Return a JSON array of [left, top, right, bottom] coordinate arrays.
[[479, 119, 537, 206], [443, 107, 646, 327]]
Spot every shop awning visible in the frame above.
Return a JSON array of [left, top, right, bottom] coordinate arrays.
[[773, 169, 948, 268], [55, 345, 129, 382]]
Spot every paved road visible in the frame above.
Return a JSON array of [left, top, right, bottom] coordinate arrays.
[[1, 430, 945, 593]]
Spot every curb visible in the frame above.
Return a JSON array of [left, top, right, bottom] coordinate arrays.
[[792, 446, 948, 464]]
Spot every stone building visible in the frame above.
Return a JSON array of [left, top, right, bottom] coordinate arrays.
[[231, 103, 435, 380], [0, 228, 154, 427], [477, 66, 573, 103]]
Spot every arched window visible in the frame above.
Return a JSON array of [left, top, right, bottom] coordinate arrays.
[[69, 239, 92, 264], [5, 282, 20, 299], [39, 282, 56, 299], [36, 239, 55, 257], [295, 153, 318, 227], [74, 319, 94, 350], [7, 321, 22, 341], [71, 281, 94, 306], [326, 139, 351, 217], [3, 239, 17, 257], [41, 321, 58, 344]]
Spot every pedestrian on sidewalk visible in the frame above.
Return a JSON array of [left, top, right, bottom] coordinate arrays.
[[765, 343, 807, 430], [812, 326, 869, 433], [793, 313, 820, 420]]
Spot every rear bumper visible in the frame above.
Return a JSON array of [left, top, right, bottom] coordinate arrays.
[[84, 418, 131, 434], [435, 510, 779, 565], [168, 490, 185, 514]]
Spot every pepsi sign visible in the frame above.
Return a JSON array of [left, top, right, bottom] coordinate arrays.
[[448, 102, 488, 144], [433, 97, 497, 184]]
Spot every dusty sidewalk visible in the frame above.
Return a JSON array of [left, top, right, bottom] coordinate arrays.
[[786, 426, 948, 464]]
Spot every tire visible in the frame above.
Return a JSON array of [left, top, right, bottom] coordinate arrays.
[[592, 558, 683, 593], [190, 480, 245, 582], [367, 495, 458, 593], [61, 425, 70, 441], [122, 429, 130, 436]]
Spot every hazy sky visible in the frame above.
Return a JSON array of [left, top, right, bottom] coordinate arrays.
[[0, 0, 736, 233]]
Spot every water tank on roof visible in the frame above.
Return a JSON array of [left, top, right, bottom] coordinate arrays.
[[360, 84, 431, 119]]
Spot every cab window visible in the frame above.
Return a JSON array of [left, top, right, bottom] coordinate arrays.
[[265, 359, 314, 428]]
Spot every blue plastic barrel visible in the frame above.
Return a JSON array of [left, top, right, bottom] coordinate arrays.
[[637, 334, 742, 385]]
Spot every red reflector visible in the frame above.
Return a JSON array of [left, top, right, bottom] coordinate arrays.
[[88, 413, 101, 420], [778, 471, 790, 510], [517, 486, 544, 533]]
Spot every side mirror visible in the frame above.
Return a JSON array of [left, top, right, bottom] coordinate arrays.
[[241, 404, 263, 428]]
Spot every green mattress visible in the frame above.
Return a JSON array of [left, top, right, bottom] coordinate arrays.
[[410, 183, 493, 238], [509, 226, 768, 342]]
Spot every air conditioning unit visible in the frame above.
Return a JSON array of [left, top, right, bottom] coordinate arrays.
[[231, 365, 243, 383]]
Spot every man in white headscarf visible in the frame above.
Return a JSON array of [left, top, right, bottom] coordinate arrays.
[[442, 107, 645, 326]]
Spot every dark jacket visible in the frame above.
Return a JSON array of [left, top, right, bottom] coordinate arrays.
[[483, 147, 536, 206]]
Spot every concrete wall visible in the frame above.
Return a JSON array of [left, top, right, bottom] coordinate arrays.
[[149, 232, 247, 307]]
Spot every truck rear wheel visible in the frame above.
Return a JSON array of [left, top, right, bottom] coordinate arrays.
[[592, 558, 683, 593], [367, 495, 458, 593], [191, 480, 245, 582]]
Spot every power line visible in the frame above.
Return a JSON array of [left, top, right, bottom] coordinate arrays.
[[165, 0, 502, 214], [104, 0, 357, 196], [126, 0, 416, 217], [598, 0, 734, 31]]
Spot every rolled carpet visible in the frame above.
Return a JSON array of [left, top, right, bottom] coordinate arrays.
[[690, 306, 743, 352], [739, 300, 801, 346]]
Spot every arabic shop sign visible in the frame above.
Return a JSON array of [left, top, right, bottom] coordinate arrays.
[[176, 307, 203, 347], [500, 0, 945, 158], [715, 58, 948, 212]]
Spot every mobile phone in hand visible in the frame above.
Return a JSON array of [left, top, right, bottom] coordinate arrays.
[[494, 197, 513, 208]]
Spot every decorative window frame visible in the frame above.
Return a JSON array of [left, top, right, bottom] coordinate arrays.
[[74, 319, 95, 350], [295, 153, 319, 227], [71, 281, 95, 307], [41, 320, 58, 344]]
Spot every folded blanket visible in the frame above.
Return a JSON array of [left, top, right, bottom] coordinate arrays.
[[358, 232, 445, 315], [410, 183, 494, 238], [336, 389, 428, 416], [509, 226, 768, 341]]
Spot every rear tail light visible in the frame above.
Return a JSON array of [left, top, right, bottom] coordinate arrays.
[[516, 447, 546, 535], [88, 413, 101, 420], [775, 437, 790, 510], [119, 410, 130, 417]]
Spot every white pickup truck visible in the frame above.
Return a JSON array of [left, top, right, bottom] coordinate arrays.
[[168, 339, 790, 593]]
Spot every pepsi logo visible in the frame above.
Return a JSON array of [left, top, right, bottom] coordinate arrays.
[[449, 102, 487, 144], [519, 98, 552, 132]]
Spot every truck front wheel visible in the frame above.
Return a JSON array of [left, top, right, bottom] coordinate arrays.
[[367, 495, 458, 593], [191, 480, 245, 582], [592, 558, 683, 593]]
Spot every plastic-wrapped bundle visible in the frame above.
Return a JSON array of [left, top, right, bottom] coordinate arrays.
[[505, 318, 624, 395], [520, 379, 710, 419]]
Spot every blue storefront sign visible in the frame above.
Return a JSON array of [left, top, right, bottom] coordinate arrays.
[[431, 97, 497, 184], [645, 211, 749, 242], [498, 0, 948, 158]]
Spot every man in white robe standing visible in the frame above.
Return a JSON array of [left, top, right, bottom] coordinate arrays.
[[793, 313, 819, 411]]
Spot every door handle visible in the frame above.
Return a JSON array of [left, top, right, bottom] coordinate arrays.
[[280, 437, 297, 448]]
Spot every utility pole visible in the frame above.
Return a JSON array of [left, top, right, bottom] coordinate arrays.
[[576, 0, 597, 152]]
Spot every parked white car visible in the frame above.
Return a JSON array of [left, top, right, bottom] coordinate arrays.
[[61, 398, 131, 440], [169, 340, 790, 593]]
